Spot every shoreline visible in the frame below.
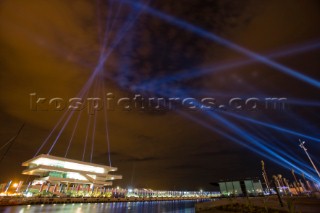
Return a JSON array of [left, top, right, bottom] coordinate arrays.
[[0, 196, 211, 206], [195, 196, 320, 213]]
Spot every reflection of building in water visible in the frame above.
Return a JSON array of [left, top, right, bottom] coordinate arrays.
[[217, 178, 263, 197], [22, 154, 121, 193]]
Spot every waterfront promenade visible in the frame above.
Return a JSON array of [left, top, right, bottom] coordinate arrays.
[[195, 195, 320, 213], [0, 196, 210, 206]]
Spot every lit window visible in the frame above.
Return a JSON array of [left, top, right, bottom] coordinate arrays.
[[32, 158, 105, 173]]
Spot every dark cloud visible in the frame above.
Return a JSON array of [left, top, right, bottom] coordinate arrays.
[[190, 149, 242, 157], [166, 164, 206, 170], [123, 156, 161, 162]]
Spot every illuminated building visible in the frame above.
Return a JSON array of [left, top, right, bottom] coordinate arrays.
[[22, 154, 122, 188], [216, 178, 263, 197]]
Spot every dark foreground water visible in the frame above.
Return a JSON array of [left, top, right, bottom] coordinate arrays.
[[0, 200, 201, 213]]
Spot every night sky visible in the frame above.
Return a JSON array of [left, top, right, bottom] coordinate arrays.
[[1, 0, 320, 190]]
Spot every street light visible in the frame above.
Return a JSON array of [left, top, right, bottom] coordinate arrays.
[[299, 139, 320, 179]]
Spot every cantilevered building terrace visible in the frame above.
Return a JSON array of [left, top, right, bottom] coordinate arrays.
[[22, 154, 122, 187]]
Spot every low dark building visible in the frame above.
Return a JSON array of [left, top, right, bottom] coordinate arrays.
[[214, 178, 263, 197]]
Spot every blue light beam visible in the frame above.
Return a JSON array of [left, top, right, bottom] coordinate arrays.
[[126, 0, 320, 88]]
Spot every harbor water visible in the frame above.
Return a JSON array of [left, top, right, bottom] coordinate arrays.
[[0, 200, 202, 213]]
